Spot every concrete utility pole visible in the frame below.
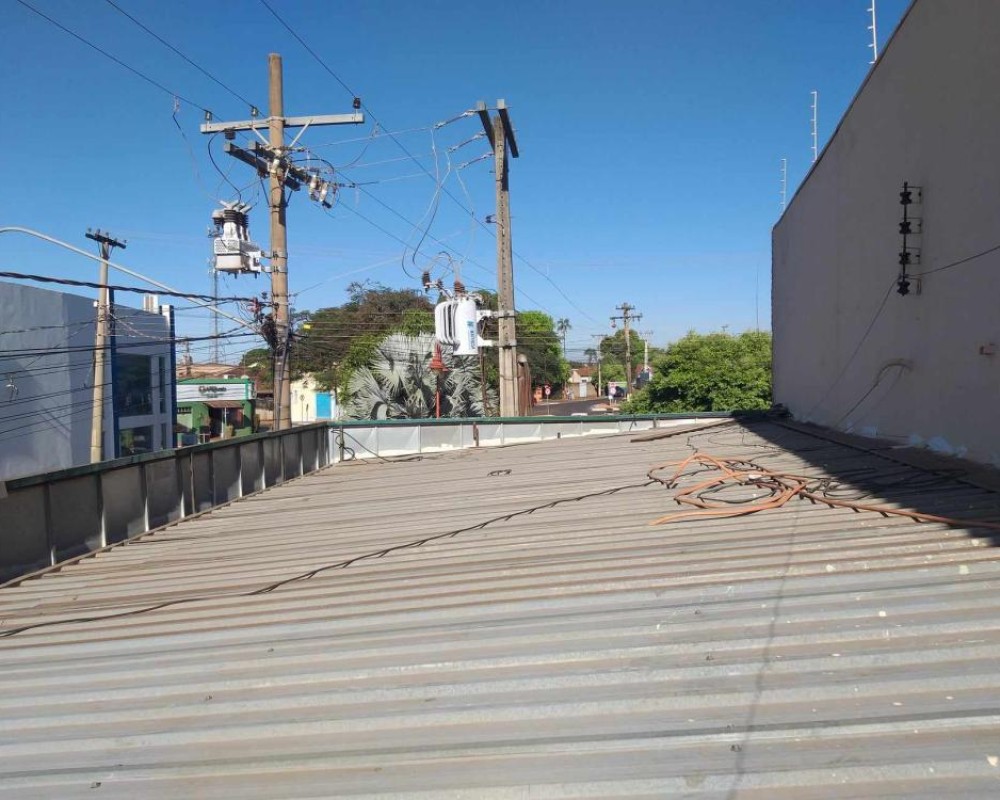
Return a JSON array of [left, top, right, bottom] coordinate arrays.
[[610, 303, 642, 397], [639, 329, 655, 373], [201, 53, 363, 429], [266, 54, 290, 429], [86, 229, 126, 463], [591, 333, 605, 397], [477, 100, 521, 417]]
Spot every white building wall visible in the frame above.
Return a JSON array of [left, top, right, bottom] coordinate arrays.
[[290, 375, 315, 424], [772, 0, 1000, 465], [0, 282, 174, 481]]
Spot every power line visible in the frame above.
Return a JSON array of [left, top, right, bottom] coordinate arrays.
[[103, 0, 259, 113], [0, 329, 257, 360], [0, 270, 260, 303], [806, 238, 1000, 418], [256, 2, 590, 327], [259, 1, 589, 322], [914, 241, 1000, 277], [805, 280, 894, 418], [307, 126, 434, 149], [14, 0, 213, 115], [0, 319, 96, 338]]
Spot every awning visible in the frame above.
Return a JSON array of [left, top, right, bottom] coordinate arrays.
[[203, 400, 245, 409]]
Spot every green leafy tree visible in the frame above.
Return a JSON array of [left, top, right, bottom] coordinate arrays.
[[518, 310, 570, 389], [624, 330, 772, 413], [291, 282, 434, 392], [239, 347, 273, 390], [399, 307, 435, 336], [599, 329, 644, 382], [555, 318, 572, 358]]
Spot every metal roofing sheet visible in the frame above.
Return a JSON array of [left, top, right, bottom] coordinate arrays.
[[2, 420, 1000, 797]]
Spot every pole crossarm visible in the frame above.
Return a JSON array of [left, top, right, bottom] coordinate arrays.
[[476, 101, 496, 150], [222, 141, 302, 190], [477, 100, 520, 159], [496, 99, 519, 159], [200, 112, 364, 134]]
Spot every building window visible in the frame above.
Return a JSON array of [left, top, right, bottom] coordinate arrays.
[[120, 425, 153, 456], [115, 355, 153, 416], [158, 356, 167, 413]]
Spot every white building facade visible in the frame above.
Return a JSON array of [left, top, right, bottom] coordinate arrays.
[[291, 373, 338, 424], [0, 281, 176, 481], [772, 0, 1000, 465]]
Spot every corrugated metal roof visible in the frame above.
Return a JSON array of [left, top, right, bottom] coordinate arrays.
[[2, 420, 1000, 798]]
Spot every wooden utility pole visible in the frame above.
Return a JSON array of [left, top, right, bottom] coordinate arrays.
[[478, 100, 520, 417], [86, 229, 126, 463], [610, 303, 642, 397], [201, 53, 363, 429]]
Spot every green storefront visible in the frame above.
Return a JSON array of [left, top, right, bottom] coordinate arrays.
[[176, 378, 256, 446]]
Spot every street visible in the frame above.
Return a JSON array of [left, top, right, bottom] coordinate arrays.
[[528, 397, 615, 416]]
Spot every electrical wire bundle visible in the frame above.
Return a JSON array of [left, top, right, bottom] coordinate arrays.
[[646, 451, 1000, 531]]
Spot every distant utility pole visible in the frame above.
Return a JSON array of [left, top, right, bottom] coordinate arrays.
[[590, 334, 605, 396], [610, 303, 642, 396], [780, 157, 788, 212], [86, 228, 126, 464], [811, 91, 819, 163], [201, 53, 364, 429], [477, 100, 521, 417], [639, 330, 654, 373], [868, 1, 879, 63]]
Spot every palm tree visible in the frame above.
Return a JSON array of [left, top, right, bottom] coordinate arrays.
[[555, 318, 572, 358], [583, 347, 597, 366], [345, 333, 493, 419]]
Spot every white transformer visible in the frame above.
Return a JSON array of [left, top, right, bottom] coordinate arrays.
[[434, 296, 489, 356], [211, 202, 264, 274]]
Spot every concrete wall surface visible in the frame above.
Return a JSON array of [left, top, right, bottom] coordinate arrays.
[[773, 0, 1000, 465]]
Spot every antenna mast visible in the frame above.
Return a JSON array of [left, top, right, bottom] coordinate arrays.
[[212, 267, 220, 363], [810, 91, 819, 163], [868, 1, 878, 63], [780, 157, 788, 212]]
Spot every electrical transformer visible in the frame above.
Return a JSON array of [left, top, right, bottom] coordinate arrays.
[[211, 202, 264, 274]]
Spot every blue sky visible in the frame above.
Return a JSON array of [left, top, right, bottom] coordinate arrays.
[[1, 0, 910, 362]]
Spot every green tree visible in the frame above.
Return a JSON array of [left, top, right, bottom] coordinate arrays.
[[239, 347, 273, 390], [291, 282, 434, 392], [624, 330, 772, 413], [517, 310, 570, 389], [555, 318, 572, 358], [599, 329, 644, 383]]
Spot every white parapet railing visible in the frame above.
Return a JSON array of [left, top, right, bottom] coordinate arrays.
[[328, 415, 724, 461]]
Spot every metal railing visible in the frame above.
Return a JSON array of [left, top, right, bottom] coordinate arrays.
[[0, 423, 330, 584], [1, 413, 736, 584]]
